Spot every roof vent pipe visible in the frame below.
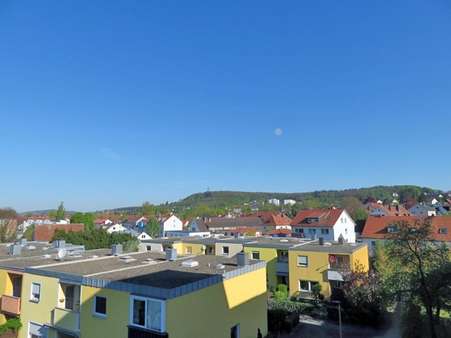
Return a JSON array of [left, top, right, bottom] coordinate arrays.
[[237, 252, 249, 266], [319, 237, 324, 245]]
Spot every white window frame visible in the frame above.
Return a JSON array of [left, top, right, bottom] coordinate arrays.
[[299, 280, 318, 292], [297, 255, 308, 267], [129, 295, 166, 332], [93, 295, 107, 317], [30, 282, 41, 303], [222, 246, 230, 256]]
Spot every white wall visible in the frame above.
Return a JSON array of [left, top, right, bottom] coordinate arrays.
[[162, 215, 183, 233], [332, 210, 356, 243]]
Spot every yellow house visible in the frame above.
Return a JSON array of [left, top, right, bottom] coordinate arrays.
[[288, 241, 369, 298], [1, 243, 267, 338], [243, 237, 304, 290]]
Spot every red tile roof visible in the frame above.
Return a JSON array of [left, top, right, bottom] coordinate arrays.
[[34, 223, 84, 242], [361, 216, 451, 242], [254, 212, 292, 226], [290, 208, 344, 228], [365, 203, 410, 216]]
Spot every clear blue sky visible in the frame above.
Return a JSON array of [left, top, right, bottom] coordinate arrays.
[[1, 1, 451, 212]]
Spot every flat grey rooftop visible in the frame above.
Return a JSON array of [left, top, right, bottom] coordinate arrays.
[[244, 237, 313, 249], [289, 241, 367, 254]]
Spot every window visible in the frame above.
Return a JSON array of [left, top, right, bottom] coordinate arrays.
[[222, 246, 230, 255], [231, 324, 240, 338], [130, 296, 165, 332], [132, 298, 146, 327], [186, 246, 192, 254], [299, 280, 319, 292], [295, 228, 303, 233], [297, 255, 308, 267], [64, 285, 75, 310], [387, 224, 398, 233], [30, 283, 41, 303], [94, 296, 107, 316], [251, 251, 260, 260], [438, 227, 448, 234], [321, 229, 329, 234]]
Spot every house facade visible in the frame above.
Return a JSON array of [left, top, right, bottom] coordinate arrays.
[[291, 208, 356, 243]]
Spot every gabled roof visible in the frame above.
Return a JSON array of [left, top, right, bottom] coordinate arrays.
[[365, 203, 410, 216], [361, 216, 451, 241], [253, 212, 292, 226], [204, 216, 265, 229], [290, 208, 344, 228]]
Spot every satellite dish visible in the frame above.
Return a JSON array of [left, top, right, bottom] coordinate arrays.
[[57, 248, 67, 260]]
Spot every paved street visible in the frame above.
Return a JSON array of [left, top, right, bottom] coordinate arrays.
[[277, 315, 400, 338]]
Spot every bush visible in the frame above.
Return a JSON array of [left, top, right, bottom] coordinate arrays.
[[52, 229, 137, 250], [0, 318, 22, 334], [401, 302, 423, 338]]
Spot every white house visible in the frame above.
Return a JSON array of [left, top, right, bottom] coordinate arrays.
[[283, 199, 296, 206], [160, 215, 183, 236], [268, 198, 280, 206], [106, 223, 127, 234], [291, 208, 356, 243], [137, 232, 152, 241]]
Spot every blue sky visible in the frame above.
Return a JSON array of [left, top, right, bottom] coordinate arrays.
[[1, 1, 451, 211]]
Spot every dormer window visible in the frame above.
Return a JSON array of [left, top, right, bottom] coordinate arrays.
[[387, 224, 398, 233], [305, 217, 319, 224], [438, 227, 448, 234]]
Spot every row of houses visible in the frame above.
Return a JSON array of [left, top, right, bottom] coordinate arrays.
[[141, 235, 369, 298], [0, 240, 267, 338]]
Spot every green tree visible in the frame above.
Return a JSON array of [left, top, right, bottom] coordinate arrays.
[[70, 212, 95, 232], [23, 225, 35, 241], [384, 219, 449, 338], [145, 217, 161, 238], [56, 202, 65, 221], [0, 208, 17, 219], [142, 202, 156, 217]]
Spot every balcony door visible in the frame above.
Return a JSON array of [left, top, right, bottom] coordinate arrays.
[[11, 274, 22, 298]]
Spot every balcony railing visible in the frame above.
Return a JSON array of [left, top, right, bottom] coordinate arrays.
[[51, 307, 80, 333], [0, 295, 21, 315], [276, 261, 289, 275]]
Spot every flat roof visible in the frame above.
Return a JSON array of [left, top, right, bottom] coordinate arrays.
[[289, 241, 367, 254], [244, 237, 313, 249]]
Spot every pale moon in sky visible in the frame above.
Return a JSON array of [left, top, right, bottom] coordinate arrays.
[[274, 128, 283, 136]]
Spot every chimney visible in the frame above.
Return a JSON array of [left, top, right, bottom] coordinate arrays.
[[318, 237, 324, 245], [166, 248, 177, 261], [53, 240, 66, 249], [8, 244, 22, 256], [112, 244, 123, 256], [237, 252, 249, 266]]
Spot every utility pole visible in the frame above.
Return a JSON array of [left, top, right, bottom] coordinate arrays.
[[331, 300, 343, 338]]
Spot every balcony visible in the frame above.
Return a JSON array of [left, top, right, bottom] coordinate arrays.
[[276, 261, 289, 275], [0, 295, 21, 315], [51, 307, 80, 334], [128, 326, 168, 338]]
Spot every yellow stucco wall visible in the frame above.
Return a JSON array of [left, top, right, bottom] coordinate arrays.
[[288, 246, 370, 298], [214, 242, 243, 257], [243, 247, 278, 289], [0, 269, 13, 297], [166, 267, 268, 338], [172, 242, 205, 255], [80, 286, 130, 338], [18, 273, 60, 338]]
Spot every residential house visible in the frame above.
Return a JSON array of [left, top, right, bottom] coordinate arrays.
[[365, 202, 410, 217], [136, 232, 152, 241], [106, 223, 127, 234], [409, 203, 437, 217], [160, 215, 183, 236], [0, 243, 268, 338], [283, 199, 297, 206], [361, 215, 451, 255], [123, 216, 148, 230], [291, 208, 356, 243], [268, 198, 280, 206], [199, 216, 266, 235]]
